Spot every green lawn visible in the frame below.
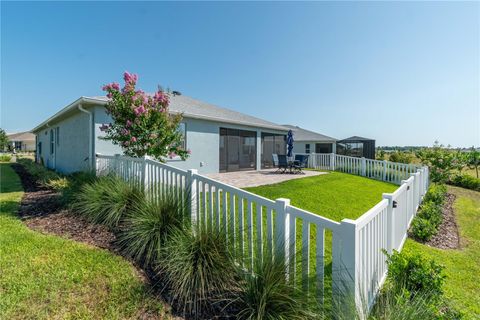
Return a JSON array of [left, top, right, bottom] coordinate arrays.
[[403, 186, 480, 319], [0, 163, 165, 319], [245, 171, 398, 221]]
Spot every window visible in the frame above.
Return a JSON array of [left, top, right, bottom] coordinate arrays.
[[177, 122, 186, 149], [305, 143, 311, 153], [55, 127, 60, 146], [38, 142, 42, 155], [50, 129, 55, 155]]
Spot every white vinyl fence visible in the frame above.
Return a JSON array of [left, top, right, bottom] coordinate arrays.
[[96, 153, 428, 317]]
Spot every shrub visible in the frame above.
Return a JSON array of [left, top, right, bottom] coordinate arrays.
[[159, 226, 237, 318], [385, 250, 445, 299], [235, 256, 317, 320], [449, 174, 480, 192], [117, 192, 189, 267], [388, 151, 413, 164], [72, 175, 144, 229], [411, 218, 438, 242], [0, 154, 12, 162], [417, 202, 442, 227], [17, 158, 64, 188], [423, 184, 447, 205], [60, 171, 98, 205]]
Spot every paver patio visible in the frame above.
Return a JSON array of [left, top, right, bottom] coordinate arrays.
[[206, 169, 326, 188]]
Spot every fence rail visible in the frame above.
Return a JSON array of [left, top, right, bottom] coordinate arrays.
[[96, 153, 429, 317]]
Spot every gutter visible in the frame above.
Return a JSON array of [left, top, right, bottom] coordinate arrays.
[[78, 104, 94, 169]]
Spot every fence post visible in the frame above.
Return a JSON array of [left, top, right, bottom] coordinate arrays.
[[330, 153, 335, 171], [332, 219, 360, 318], [141, 156, 147, 190], [274, 198, 290, 272], [114, 154, 120, 176], [187, 169, 198, 224], [382, 193, 395, 253], [361, 157, 366, 176], [311, 153, 316, 169], [382, 160, 387, 181]]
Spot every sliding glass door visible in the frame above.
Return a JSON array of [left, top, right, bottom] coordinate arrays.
[[261, 133, 286, 169], [219, 128, 257, 172]]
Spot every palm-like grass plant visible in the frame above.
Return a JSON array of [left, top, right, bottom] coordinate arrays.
[[159, 226, 237, 319], [117, 192, 190, 267], [72, 175, 143, 229]]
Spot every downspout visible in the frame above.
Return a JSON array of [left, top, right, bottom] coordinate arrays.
[[78, 104, 94, 170]]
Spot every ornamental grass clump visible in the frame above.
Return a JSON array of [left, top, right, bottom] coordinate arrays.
[[72, 175, 144, 229], [234, 254, 319, 320], [159, 226, 237, 318], [117, 191, 190, 267]]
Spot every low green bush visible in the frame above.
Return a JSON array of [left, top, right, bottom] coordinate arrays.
[[17, 158, 64, 188], [385, 250, 445, 299], [159, 226, 237, 318], [72, 175, 144, 229], [449, 174, 480, 191], [423, 184, 447, 205], [0, 154, 12, 162], [417, 202, 442, 227], [411, 218, 438, 242], [117, 192, 189, 267]]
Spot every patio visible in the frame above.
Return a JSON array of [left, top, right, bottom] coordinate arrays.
[[206, 169, 326, 188]]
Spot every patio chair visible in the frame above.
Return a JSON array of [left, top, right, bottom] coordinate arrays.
[[277, 154, 289, 173], [293, 154, 309, 174]]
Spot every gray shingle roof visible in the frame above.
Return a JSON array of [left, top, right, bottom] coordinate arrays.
[[7, 131, 35, 141], [282, 125, 337, 142], [89, 94, 288, 131]]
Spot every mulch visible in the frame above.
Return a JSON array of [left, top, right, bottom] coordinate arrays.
[[11, 163, 116, 251], [425, 193, 460, 250]]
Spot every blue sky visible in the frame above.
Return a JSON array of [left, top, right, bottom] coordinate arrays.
[[1, 1, 479, 147]]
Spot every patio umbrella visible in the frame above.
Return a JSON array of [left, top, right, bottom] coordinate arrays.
[[287, 130, 294, 157]]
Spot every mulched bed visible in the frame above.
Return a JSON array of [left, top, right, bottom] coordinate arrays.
[[425, 193, 460, 250], [11, 163, 116, 250]]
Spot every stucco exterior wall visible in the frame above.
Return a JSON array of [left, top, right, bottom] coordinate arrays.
[[35, 111, 90, 173], [92, 106, 286, 174]]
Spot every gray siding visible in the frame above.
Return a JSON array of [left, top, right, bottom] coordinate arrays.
[[36, 112, 90, 174], [293, 141, 336, 154]]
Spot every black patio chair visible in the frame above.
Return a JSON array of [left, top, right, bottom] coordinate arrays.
[[277, 154, 289, 173], [293, 154, 309, 174]]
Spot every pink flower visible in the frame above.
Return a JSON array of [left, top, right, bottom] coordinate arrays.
[[121, 128, 130, 135], [131, 136, 137, 142], [168, 152, 177, 159], [123, 71, 138, 84], [134, 105, 146, 116], [102, 82, 120, 92], [187, 149, 191, 154], [126, 120, 132, 127]]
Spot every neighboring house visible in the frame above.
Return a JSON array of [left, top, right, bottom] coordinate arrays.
[[7, 131, 36, 152], [32, 94, 289, 174], [337, 136, 376, 159], [282, 125, 337, 155]]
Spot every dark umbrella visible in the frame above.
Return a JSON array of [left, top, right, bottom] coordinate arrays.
[[287, 130, 294, 157]]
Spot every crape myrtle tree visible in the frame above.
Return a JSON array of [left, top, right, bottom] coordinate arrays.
[[101, 72, 190, 161], [416, 141, 463, 183]]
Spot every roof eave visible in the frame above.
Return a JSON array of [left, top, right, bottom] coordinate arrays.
[[31, 97, 105, 133]]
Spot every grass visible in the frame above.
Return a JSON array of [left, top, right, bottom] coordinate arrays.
[[403, 186, 480, 318], [245, 171, 398, 221], [0, 163, 166, 319]]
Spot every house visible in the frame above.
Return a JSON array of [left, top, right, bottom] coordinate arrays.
[[336, 136, 376, 159], [282, 125, 337, 155], [7, 131, 36, 152], [32, 94, 289, 174]]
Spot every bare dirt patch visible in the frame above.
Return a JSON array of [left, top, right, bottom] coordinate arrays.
[[425, 193, 460, 250]]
